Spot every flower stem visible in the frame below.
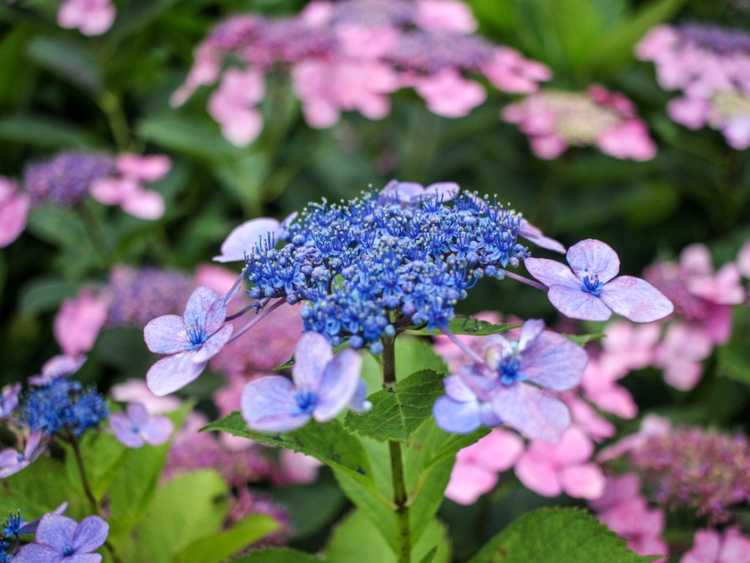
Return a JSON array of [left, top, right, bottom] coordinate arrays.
[[68, 435, 124, 563], [501, 269, 547, 291], [227, 298, 285, 344], [382, 336, 411, 563]]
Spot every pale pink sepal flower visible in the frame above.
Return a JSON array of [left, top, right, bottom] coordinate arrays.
[[737, 242, 750, 278], [0, 177, 30, 248], [110, 379, 181, 415], [681, 528, 750, 563], [208, 68, 265, 147], [57, 0, 116, 36], [415, 70, 486, 118], [54, 289, 109, 357], [414, 0, 477, 33]]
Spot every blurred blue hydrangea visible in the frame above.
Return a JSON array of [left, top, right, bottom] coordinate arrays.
[[23, 378, 108, 437]]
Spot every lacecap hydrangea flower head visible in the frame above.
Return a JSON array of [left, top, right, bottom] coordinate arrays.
[[142, 180, 673, 439]]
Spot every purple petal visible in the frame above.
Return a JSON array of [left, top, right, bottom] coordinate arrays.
[[0, 383, 21, 417], [443, 374, 477, 402], [519, 221, 566, 254], [19, 503, 68, 536], [601, 276, 674, 323], [143, 315, 189, 354], [67, 555, 102, 563], [72, 516, 109, 553], [110, 413, 144, 448], [126, 403, 150, 426], [184, 287, 225, 336], [566, 239, 620, 283], [433, 396, 482, 434], [292, 332, 333, 390], [42, 355, 86, 378], [518, 319, 545, 350], [548, 285, 612, 321], [146, 352, 207, 397], [349, 379, 372, 414], [314, 350, 362, 422], [214, 218, 280, 263], [241, 376, 311, 433], [36, 514, 77, 551], [520, 330, 587, 391], [491, 384, 570, 442], [25, 431, 45, 460], [524, 257, 580, 288], [424, 182, 460, 202], [382, 180, 425, 203], [141, 416, 173, 445], [192, 324, 233, 363], [13, 544, 63, 563], [0, 448, 20, 475]]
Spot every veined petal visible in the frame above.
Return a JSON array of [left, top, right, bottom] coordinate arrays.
[[184, 287, 224, 336], [601, 276, 674, 323], [214, 218, 280, 263], [548, 285, 612, 321], [314, 349, 362, 422], [566, 239, 620, 283], [519, 221, 566, 254], [433, 395, 482, 434], [36, 514, 77, 551], [518, 319, 545, 350], [491, 384, 570, 442], [143, 315, 189, 354], [192, 324, 233, 363], [12, 544, 63, 563], [146, 352, 207, 396], [110, 413, 144, 448], [524, 257, 580, 289], [292, 332, 333, 390], [72, 516, 109, 553], [241, 376, 311, 433], [424, 182, 459, 202], [520, 330, 587, 391], [141, 416, 173, 445], [443, 374, 478, 402]]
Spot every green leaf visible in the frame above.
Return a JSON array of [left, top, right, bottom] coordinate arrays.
[[173, 514, 280, 563], [718, 307, 750, 385], [107, 0, 179, 43], [345, 370, 445, 442], [409, 317, 516, 336], [468, 507, 653, 563], [204, 413, 374, 484], [567, 332, 605, 346], [326, 510, 451, 563], [0, 115, 100, 149], [231, 548, 322, 563], [590, 0, 685, 70], [64, 430, 127, 502], [125, 470, 228, 563], [26, 204, 90, 249], [271, 482, 347, 539], [19, 278, 80, 316], [214, 153, 269, 212], [137, 113, 244, 161], [26, 36, 102, 95]]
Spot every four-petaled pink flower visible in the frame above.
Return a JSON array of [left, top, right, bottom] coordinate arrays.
[[0, 176, 30, 248], [144, 287, 234, 396], [241, 332, 368, 433], [0, 431, 45, 479], [525, 239, 673, 322], [434, 319, 587, 442], [515, 427, 605, 499], [110, 402, 174, 448], [414, 70, 487, 118], [91, 154, 170, 220], [14, 513, 109, 563], [681, 528, 750, 563], [209, 68, 265, 147]]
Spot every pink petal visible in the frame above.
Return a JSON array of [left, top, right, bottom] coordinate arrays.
[[601, 276, 674, 322], [553, 427, 593, 465], [214, 218, 280, 263], [314, 349, 362, 422], [719, 529, 750, 563], [292, 332, 333, 390], [143, 315, 189, 354], [464, 429, 524, 471], [0, 188, 30, 247], [90, 178, 134, 205], [117, 154, 171, 182], [667, 97, 709, 129], [515, 453, 562, 496], [682, 529, 721, 563], [241, 375, 311, 433], [146, 352, 207, 396], [415, 0, 477, 33], [54, 291, 108, 357], [121, 188, 165, 220], [492, 384, 570, 442], [520, 329, 587, 391], [523, 257, 580, 289], [566, 239, 620, 283], [530, 135, 568, 159], [415, 71, 486, 118], [548, 285, 612, 321], [560, 463, 605, 499], [737, 242, 750, 279], [445, 463, 497, 505]]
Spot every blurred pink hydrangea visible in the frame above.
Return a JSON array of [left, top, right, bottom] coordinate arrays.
[[54, 290, 110, 357], [173, 0, 549, 146], [0, 177, 30, 248], [502, 85, 656, 160], [58, 0, 116, 36], [681, 528, 750, 563], [637, 24, 750, 149]]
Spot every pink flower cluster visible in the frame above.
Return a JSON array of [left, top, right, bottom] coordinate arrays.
[[58, 0, 116, 36], [173, 0, 549, 146], [682, 528, 750, 563], [502, 85, 656, 160], [0, 177, 30, 248], [637, 24, 750, 149]]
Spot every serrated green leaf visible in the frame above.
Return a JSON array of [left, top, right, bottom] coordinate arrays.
[[231, 548, 322, 563], [204, 413, 374, 484], [468, 507, 653, 563], [345, 370, 445, 442], [173, 514, 280, 563], [26, 36, 102, 94], [409, 317, 516, 337]]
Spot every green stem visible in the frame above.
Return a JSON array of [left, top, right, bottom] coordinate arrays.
[[79, 202, 110, 267], [99, 91, 131, 152], [68, 435, 124, 563], [382, 337, 411, 563]]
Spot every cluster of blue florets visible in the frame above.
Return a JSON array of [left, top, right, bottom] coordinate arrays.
[[0, 512, 22, 562], [245, 189, 528, 352], [23, 379, 108, 437]]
